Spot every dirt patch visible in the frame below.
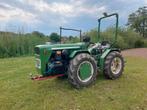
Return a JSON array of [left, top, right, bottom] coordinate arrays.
[[122, 48, 147, 58]]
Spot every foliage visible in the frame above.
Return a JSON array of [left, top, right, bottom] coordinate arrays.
[[32, 31, 45, 38], [0, 31, 49, 58], [85, 28, 98, 43], [85, 27, 146, 49], [0, 26, 147, 58], [134, 39, 144, 48], [143, 39, 147, 47], [0, 31, 81, 58], [127, 6, 147, 38], [62, 36, 80, 43], [49, 33, 60, 43]]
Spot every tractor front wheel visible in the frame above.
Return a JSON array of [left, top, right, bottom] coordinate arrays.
[[104, 51, 124, 79], [68, 53, 98, 89]]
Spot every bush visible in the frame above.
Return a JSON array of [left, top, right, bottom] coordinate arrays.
[[50, 33, 60, 43], [0, 31, 49, 58], [0, 27, 147, 58], [143, 39, 147, 47], [135, 40, 144, 48], [115, 35, 129, 49], [85, 27, 147, 49]]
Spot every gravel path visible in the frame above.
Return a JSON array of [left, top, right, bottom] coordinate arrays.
[[122, 48, 147, 58]]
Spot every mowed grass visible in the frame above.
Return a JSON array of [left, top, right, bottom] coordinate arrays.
[[0, 56, 147, 110]]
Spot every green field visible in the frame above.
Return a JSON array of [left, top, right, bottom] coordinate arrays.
[[0, 56, 147, 110]]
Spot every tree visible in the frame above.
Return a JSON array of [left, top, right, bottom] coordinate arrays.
[[50, 33, 60, 43], [69, 35, 74, 41], [127, 6, 147, 38], [32, 31, 45, 37]]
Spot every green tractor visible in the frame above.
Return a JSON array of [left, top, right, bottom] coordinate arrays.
[[33, 13, 124, 88]]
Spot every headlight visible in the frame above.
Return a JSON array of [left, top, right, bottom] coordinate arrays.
[[44, 49, 48, 55], [34, 47, 40, 54], [35, 58, 41, 69]]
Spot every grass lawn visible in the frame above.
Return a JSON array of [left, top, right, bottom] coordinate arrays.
[[0, 56, 147, 110]]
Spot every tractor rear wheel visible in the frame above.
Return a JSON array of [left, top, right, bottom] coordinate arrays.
[[104, 51, 124, 79], [68, 53, 98, 89]]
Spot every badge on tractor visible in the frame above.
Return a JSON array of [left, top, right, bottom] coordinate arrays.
[[32, 13, 125, 89]]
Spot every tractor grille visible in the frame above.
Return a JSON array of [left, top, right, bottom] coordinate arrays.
[[34, 47, 40, 54]]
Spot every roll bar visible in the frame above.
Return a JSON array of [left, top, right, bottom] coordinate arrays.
[[97, 13, 119, 45], [59, 27, 82, 43]]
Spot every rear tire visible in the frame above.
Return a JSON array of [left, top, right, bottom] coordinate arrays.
[[104, 51, 124, 79], [68, 53, 98, 89]]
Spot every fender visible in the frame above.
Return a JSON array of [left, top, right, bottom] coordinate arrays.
[[69, 50, 90, 59], [99, 48, 120, 70]]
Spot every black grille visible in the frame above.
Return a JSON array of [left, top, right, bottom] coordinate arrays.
[[34, 47, 40, 54]]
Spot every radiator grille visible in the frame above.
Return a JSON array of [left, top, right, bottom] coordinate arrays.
[[34, 47, 40, 54]]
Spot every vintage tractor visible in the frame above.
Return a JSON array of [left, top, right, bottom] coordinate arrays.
[[33, 13, 124, 88]]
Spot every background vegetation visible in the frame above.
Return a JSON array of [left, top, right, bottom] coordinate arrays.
[[86, 27, 147, 49], [0, 31, 49, 58], [0, 6, 147, 58]]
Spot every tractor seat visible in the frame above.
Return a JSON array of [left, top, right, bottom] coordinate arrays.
[[83, 36, 91, 43], [101, 41, 109, 46], [83, 36, 95, 47], [101, 41, 110, 48]]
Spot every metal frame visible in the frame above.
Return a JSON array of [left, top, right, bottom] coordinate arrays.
[[59, 27, 82, 43], [31, 74, 64, 81], [97, 13, 119, 46]]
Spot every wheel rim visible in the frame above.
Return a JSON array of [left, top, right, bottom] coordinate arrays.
[[77, 61, 94, 83], [111, 57, 122, 74]]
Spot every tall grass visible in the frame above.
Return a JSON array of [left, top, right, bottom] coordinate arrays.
[[86, 27, 147, 49], [0, 31, 49, 58], [0, 27, 147, 58]]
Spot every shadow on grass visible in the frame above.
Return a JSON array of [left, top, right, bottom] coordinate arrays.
[[35, 72, 107, 92]]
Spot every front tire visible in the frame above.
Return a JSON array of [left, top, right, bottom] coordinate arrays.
[[104, 51, 124, 79], [68, 53, 98, 89]]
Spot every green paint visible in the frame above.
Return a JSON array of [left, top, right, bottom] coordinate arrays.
[[34, 48, 52, 76], [35, 42, 88, 75], [97, 13, 119, 46], [69, 50, 89, 58], [34, 13, 121, 77], [99, 48, 120, 70], [79, 62, 92, 80]]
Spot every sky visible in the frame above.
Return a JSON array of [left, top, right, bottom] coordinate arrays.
[[0, 0, 146, 35]]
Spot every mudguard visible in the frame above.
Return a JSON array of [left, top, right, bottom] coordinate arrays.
[[99, 48, 120, 70], [69, 50, 90, 59]]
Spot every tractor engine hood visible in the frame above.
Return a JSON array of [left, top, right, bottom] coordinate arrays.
[[35, 42, 85, 50], [34, 42, 87, 76]]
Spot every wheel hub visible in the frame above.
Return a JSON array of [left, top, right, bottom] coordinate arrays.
[[77, 61, 94, 82], [111, 57, 122, 74]]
